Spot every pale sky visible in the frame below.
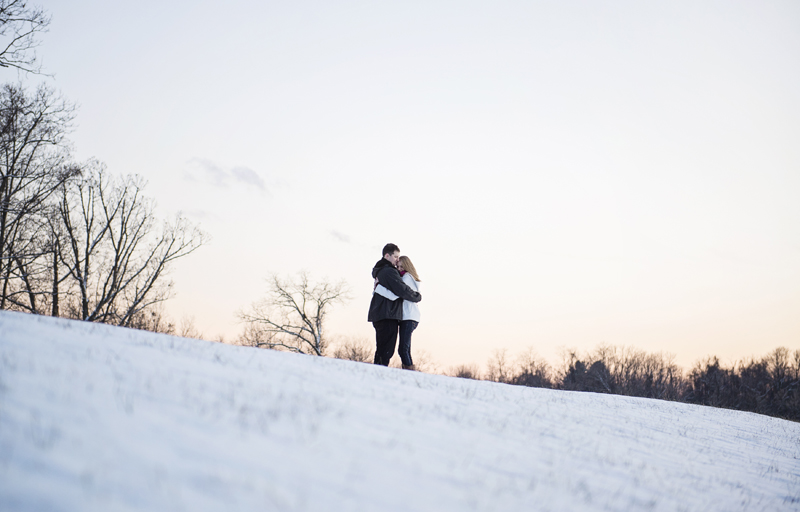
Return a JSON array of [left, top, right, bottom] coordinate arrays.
[[19, 0, 800, 370]]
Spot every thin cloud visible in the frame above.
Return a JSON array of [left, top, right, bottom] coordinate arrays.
[[186, 158, 229, 187], [231, 166, 266, 192], [331, 230, 351, 244], [184, 209, 220, 222], [185, 159, 267, 193]]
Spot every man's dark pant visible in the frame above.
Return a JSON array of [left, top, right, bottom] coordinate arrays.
[[373, 319, 399, 366]]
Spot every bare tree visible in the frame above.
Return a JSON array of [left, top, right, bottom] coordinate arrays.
[[0, 83, 75, 312], [448, 364, 482, 380], [486, 348, 513, 383], [0, 0, 50, 73], [559, 345, 686, 399], [125, 303, 175, 334], [176, 315, 204, 339], [512, 348, 554, 388], [239, 272, 350, 356], [55, 161, 207, 327], [331, 336, 373, 363]]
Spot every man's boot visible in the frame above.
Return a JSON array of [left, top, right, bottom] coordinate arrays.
[[402, 364, 416, 371]]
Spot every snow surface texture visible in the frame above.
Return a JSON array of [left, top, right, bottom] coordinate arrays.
[[1, 310, 799, 512]]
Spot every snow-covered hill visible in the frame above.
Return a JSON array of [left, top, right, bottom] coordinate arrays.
[[1, 311, 798, 511]]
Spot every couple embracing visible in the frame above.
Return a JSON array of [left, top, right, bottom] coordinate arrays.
[[367, 243, 422, 369]]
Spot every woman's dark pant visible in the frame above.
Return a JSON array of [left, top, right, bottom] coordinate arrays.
[[373, 319, 399, 366], [398, 320, 418, 367]]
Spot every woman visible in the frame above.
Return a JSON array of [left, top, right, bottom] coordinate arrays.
[[374, 255, 421, 370]]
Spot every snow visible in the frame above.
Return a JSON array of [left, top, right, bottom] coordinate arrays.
[[1, 310, 798, 511]]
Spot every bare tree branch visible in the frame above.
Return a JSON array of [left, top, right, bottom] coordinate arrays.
[[238, 272, 350, 356], [0, 0, 51, 74], [56, 161, 207, 327]]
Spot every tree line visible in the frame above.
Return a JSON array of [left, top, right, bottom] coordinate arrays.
[[0, 3, 205, 329], [446, 344, 800, 422]]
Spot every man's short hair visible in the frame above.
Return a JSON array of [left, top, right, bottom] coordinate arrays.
[[382, 243, 400, 256]]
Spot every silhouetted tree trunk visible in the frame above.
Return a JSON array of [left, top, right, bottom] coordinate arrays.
[[0, 83, 75, 313]]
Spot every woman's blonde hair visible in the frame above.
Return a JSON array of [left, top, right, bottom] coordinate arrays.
[[398, 256, 421, 282]]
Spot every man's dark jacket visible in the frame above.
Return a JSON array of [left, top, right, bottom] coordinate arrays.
[[368, 258, 422, 322]]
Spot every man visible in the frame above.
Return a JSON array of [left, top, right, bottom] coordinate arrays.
[[368, 243, 422, 366]]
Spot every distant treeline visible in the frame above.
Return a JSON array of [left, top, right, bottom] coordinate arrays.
[[447, 345, 800, 422], [329, 339, 800, 421]]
